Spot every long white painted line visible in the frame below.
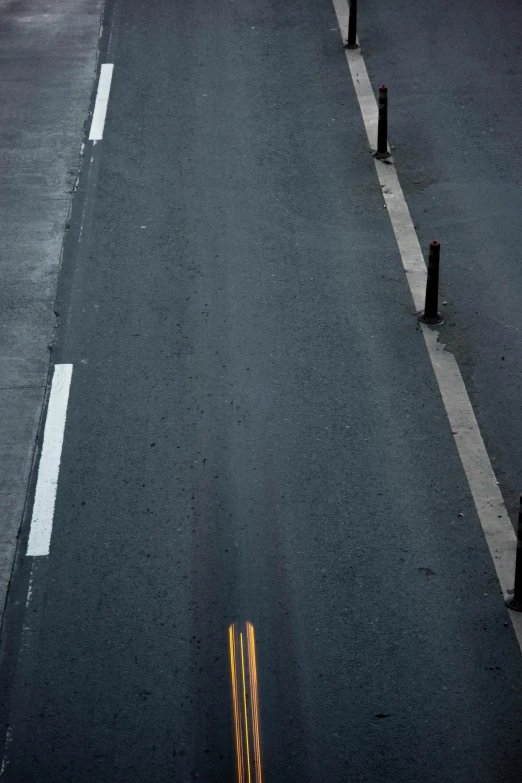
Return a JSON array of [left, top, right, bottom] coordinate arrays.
[[89, 64, 114, 141], [331, 0, 522, 650], [27, 364, 73, 557]]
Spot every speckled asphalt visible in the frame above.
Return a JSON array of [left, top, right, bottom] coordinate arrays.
[[1, 1, 522, 781]]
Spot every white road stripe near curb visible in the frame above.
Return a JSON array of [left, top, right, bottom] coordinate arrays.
[[89, 63, 114, 141], [27, 364, 73, 557], [332, 0, 522, 650]]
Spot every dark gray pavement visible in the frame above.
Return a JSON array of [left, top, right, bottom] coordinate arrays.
[[0, 0, 103, 619], [1, 0, 522, 781]]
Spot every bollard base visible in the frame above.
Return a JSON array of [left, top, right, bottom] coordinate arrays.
[[344, 42, 359, 49], [374, 150, 391, 160], [505, 594, 522, 612], [418, 311, 444, 325]]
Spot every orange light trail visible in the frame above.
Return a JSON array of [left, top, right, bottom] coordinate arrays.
[[247, 622, 263, 783], [229, 622, 263, 783], [240, 632, 252, 783], [229, 624, 244, 783]]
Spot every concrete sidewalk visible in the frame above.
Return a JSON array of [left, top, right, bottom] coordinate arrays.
[[0, 0, 103, 621]]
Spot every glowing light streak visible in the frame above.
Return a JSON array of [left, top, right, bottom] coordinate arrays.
[[229, 622, 263, 783]]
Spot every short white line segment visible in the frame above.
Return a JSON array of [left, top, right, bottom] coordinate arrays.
[[89, 64, 114, 141], [27, 364, 73, 557], [332, 0, 522, 650]]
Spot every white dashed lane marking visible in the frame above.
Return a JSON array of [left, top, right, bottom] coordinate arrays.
[[27, 364, 73, 557], [89, 63, 114, 141]]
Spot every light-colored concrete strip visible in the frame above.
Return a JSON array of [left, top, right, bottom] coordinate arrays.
[[0, 388, 45, 593], [0, 0, 104, 620]]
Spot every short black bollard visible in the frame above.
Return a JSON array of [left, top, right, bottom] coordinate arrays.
[[345, 0, 358, 49], [506, 496, 522, 612], [418, 241, 444, 325], [375, 86, 390, 160]]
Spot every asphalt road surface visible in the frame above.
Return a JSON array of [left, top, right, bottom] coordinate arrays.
[[1, 0, 522, 781]]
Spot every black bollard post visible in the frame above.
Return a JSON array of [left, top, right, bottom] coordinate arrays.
[[375, 86, 390, 160], [345, 0, 358, 49], [418, 241, 444, 325], [506, 496, 522, 612]]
